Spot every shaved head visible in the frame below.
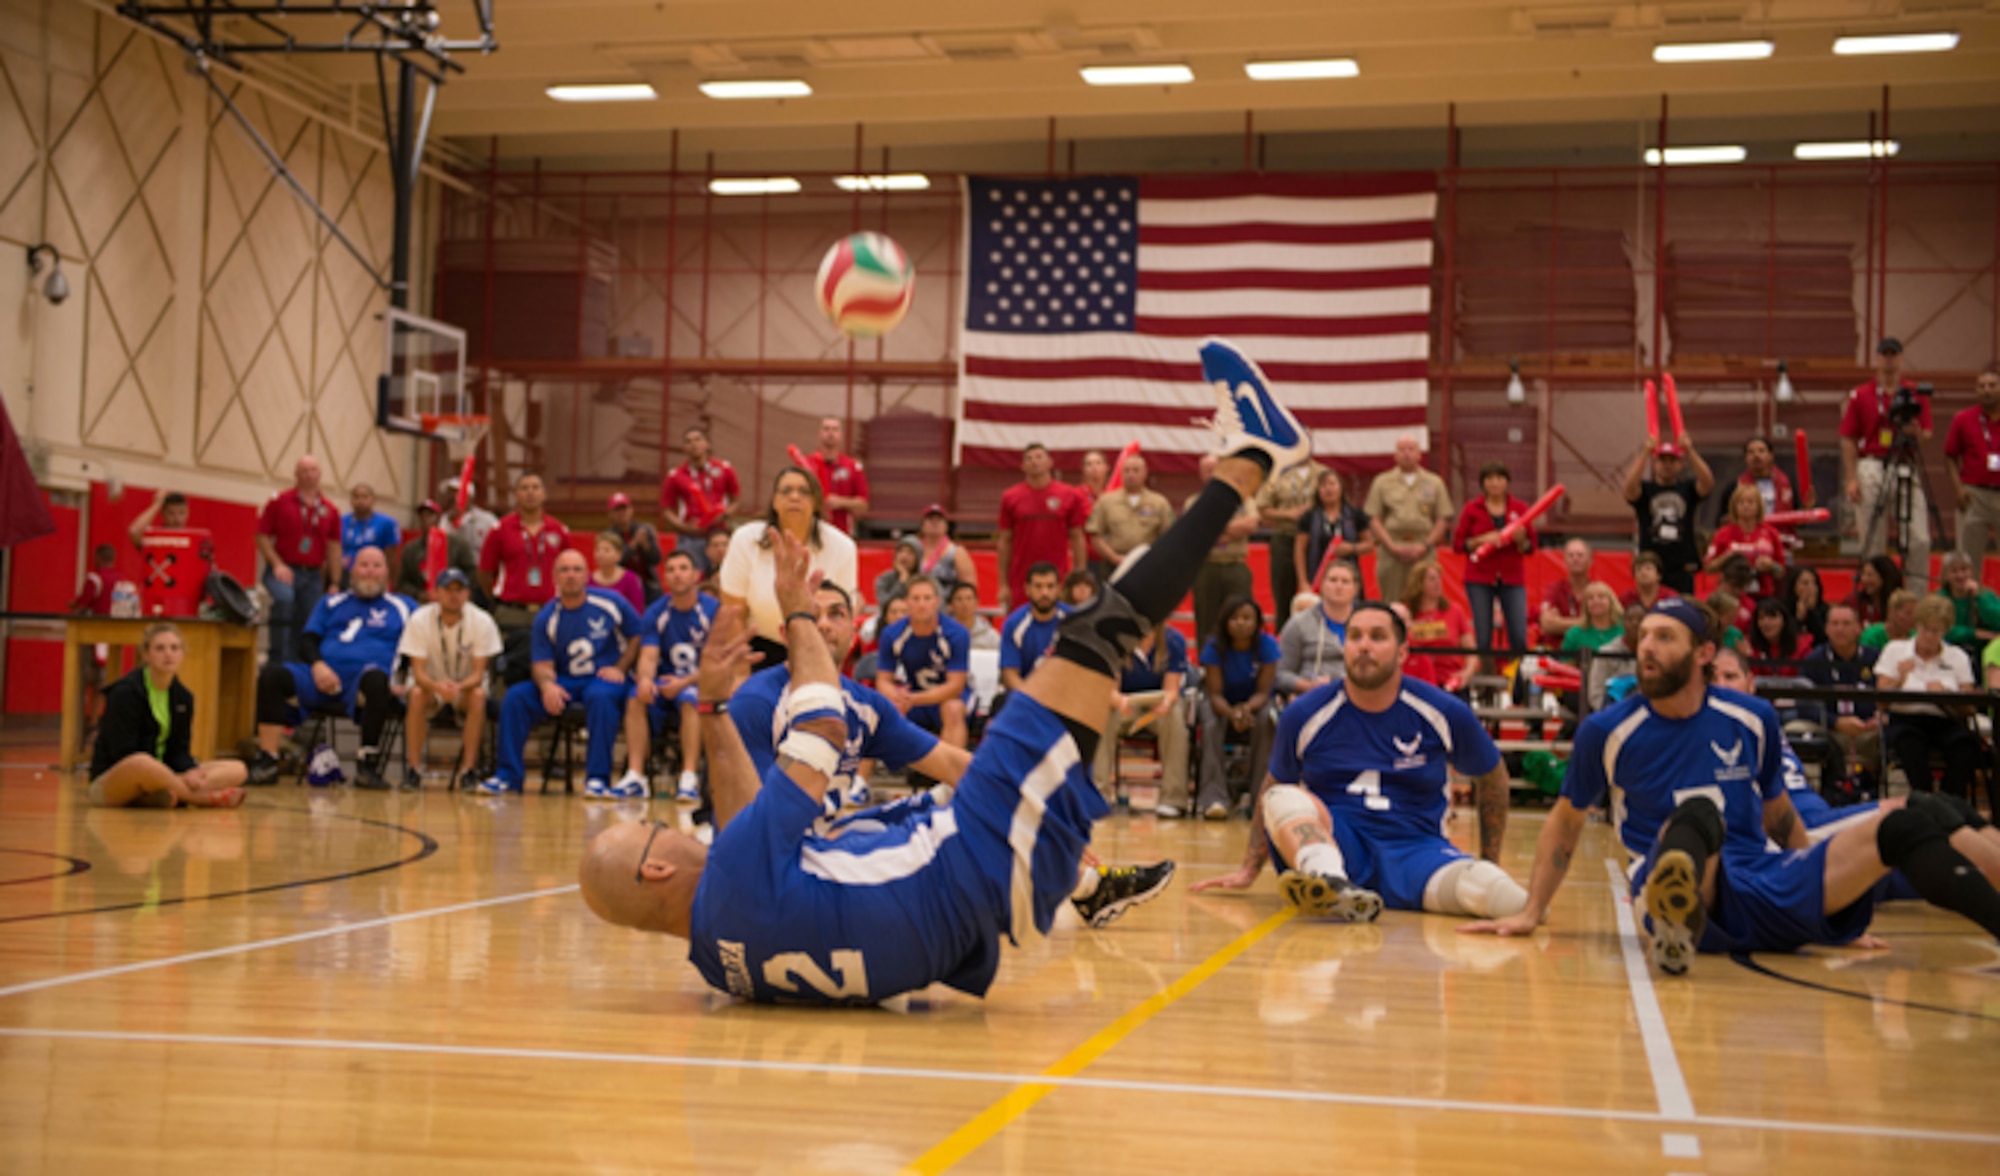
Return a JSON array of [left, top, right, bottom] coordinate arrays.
[[578, 821, 705, 937]]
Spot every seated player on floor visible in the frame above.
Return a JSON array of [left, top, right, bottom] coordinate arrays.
[[479, 550, 640, 796], [87, 622, 247, 808], [246, 546, 412, 790], [1461, 598, 2000, 974], [614, 550, 718, 802], [575, 337, 1296, 1003], [1193, 602, 1524, 923]]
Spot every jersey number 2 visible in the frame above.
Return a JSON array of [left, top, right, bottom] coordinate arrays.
[[566, 638, 596, 677], [763, 949, 870, 1000]]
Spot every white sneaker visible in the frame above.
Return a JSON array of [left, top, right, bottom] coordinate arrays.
[[582, 777, 612, 799], [612, 771, 651, 800], [1203, 801, 1230, 820], [675, 771, 701, 802], [1200, 338, 1311, 475], [845, 779, 872, 808], [1155, 804, 1184, 819]]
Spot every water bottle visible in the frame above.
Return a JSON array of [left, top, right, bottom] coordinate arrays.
[[110, 580, 140, 618]]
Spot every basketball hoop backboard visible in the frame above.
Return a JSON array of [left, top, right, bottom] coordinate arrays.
[[378, 308, 469, 435]]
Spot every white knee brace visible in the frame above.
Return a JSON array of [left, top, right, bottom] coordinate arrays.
[[1424, 859, 1529, 919], [1261, 784, 1321, 843], [776, 682, 845, 778]]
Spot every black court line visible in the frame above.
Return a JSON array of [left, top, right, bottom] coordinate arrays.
[[0, 807, 438, 925], [1729, 951, 2000, 1024], [0, 849, 93, 886]]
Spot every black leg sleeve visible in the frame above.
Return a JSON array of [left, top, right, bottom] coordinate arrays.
[[356, 669, 393, 753], [257, 664, 296, 725], [1878, 807, 2000, 939]]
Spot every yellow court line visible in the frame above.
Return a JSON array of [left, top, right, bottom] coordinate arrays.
[[901, 905, 1297, 1175]]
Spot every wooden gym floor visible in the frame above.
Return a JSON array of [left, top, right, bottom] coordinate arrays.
[[1, 736, 1997, 1174]]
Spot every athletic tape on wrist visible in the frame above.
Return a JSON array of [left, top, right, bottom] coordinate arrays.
[[777, 730, 843, 778], [779, 682, 844, 727]]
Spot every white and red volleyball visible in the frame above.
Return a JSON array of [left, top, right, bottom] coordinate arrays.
[[815, 231, 915, 338]]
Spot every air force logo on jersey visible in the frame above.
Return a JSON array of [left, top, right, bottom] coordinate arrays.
[[587, 615, 609, 639], [1711, 738, 1750, 781], [1392, 732, 1425, 771]]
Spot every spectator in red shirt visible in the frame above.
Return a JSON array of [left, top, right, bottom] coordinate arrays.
[[72, 543, 118, 616], [479, 471, 570, 682], [1839, 336, 1932, 586], [1451, 460, 1534, 672], [1944, 364, 2000, 567], [1842, 554, 1902, 627], [1401, 559, 1474, 693], [1748, 597, 1813, 664], [658, 425, 739, 571], [256, 454, 341, 664], [1539, 536, 1595, 645], [1077, 449, 1110, 507], [1738, 434, 1800, 517], [803, 416, 870, 535], [995, 442, 1089, 614], [1619, 551, 1679, 611], [126, 487, 189, 550], [1703, 483, 1787, 604]]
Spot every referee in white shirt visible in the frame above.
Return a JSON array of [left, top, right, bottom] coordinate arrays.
[[398, 568, 504, 790]]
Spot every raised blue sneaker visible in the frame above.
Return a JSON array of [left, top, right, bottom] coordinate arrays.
[[475, 775, 522, 796], [612, 771, 652, 801], [582, 777, 612, 800], [1199, 337, 1311, 475]]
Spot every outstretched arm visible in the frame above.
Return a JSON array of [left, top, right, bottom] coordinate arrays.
[[1460, 796, 1587, 935], [694, 605, 764, 831], [1472, 763, 1511, 862], [1189, 774, 1275, 891], [1763, 791, 1810, 851], [768, 528, 847, 810]]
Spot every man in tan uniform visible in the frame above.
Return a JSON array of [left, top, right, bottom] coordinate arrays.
[[1187, 453, 1261, 640], [1364, 435, 1452, 603], [1257, 458, 1329, 613], [1087, 453, 1176, 578]]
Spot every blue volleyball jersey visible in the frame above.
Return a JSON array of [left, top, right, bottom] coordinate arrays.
[[687, 768, 995, 1005], [1200, 632, 1281, 704], [1778, 744, 1836, 827], [530, 587, 639, 679], [639, 591, 719, 679], [304, 591, 413, 680], [340, 513, 401, 566], [881, 616, 971, 698], [1271, 676, 1500, 840], [1121, 628, 1188, 694], [731, 665, 939, 802], [1562, 687, 1787, 877], [998, 603, 1069, 677]]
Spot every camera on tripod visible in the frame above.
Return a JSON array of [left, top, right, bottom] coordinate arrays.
[[1889, 381, 1933, 426]]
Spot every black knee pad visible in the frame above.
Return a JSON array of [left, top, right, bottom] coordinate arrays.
[[357, 668, 391, 708], [1907, 790, 1987, 834], [1667, 796, 1725, 856], [1877, 807, 1948, 869], [256, 664, 295, 723]]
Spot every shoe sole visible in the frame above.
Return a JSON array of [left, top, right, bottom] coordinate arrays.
[[1083, 865, 1177, 929], [1281, 873, 1382, 923], [1643, 849, 1705, 977]]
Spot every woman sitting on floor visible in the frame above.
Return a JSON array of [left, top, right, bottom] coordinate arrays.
[[87, 622, 247, 808]]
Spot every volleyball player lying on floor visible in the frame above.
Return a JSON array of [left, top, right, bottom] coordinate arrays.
[[1460, 598, 2000, 975], [576, 337, 1300, 1004]]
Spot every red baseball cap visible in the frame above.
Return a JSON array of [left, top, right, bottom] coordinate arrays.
[[923, 502, 948, 518], [1655, 443, 1685, 458], [418, 498, 443, 514], [607, 492, 632, 509]]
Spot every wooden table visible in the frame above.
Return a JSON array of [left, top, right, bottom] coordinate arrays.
[[56, 616, 258, 773]]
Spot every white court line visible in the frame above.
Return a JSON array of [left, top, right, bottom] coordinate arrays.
[[1606, 858, 1700, 1161], [0, 884, 579, 1000], [0, 1026, 1995, 1149]]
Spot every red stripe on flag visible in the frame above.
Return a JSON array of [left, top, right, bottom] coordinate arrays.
[[964, 355, 1430, 384], [964, 401, 1427, 429], [1141, 173, 1436, 201], [1138, 267, 1432, 292], [1139, 220, 1434, 246], [1134, 314, 1431, 339]]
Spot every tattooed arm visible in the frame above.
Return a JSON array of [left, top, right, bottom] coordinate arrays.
[[1473, 764, 1511, 863], [1459, 796, 1587, 935], [1188, 773, 1276, 892], [1763, 792, 1809, 851]]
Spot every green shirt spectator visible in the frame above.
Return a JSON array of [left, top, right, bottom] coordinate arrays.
[[1560, 623, 1624, 653], [1938, 552, 2000, 648]]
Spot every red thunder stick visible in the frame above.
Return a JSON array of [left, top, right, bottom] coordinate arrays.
[[1663, 373, 1686, 440], [455, 451, 475, 514], [1645, 380, 1660, 446], [1793, 430, 1814, 507], [1103, 440, 1143, 492], [787, 444, 811, 470], [1471, 483, 1565, 563], [1765, 508, 1830, 528]]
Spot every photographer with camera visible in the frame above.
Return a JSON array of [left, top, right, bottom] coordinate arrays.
[[1840, 337, 1934, 589]]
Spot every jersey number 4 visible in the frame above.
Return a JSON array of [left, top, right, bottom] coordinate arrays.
[[763, 949, 870, 1000], [1346, 770, 1392, 812]]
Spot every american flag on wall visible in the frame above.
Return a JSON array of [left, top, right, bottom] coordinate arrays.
[[955, 174, 1438, 472]]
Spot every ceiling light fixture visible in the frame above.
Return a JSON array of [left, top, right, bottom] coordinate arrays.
[[1080, 64, 1194, 86], [699, 79, 813, 99], [1794, 140, 1900, 160], [1832, 32, 1958, 56], [1506, 362, 1527, 407], [1644, 145, 1747, 166], [545, 83, 657, 102], [833, 174, 931, 192], [1244, 59, 1359, 81], [708, 177, 802, 196], [1652, 40, 1774, 63]]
